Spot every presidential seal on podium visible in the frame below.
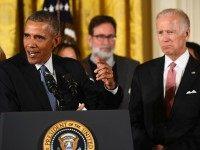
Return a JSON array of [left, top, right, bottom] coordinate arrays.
[[43, 120, 95, 150]]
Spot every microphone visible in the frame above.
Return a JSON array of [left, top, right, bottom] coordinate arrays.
[[62, 73, 80, 110], [62, 73, 79, 97], [43, 72, 65, 111]]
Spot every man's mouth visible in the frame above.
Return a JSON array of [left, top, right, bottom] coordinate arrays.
[[100, 47, 111, 52], [27, 51, 40, 57], [162, 45, 173, 49]]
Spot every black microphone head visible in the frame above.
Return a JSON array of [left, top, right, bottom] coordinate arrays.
[[62, 73, 78, 96], [44, 72, 57, 94]]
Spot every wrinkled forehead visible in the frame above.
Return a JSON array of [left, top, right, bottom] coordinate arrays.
[[156, 14, 188, 32], [25, 20, 54, 35], [157, 13, 189, 30]]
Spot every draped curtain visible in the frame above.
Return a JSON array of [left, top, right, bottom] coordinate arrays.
[[0, 0, 152, 62]]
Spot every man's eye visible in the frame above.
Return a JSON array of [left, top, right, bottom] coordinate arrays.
[[24, 34, 29, 38], [36, 36, 45, 40], [96, 35, 105, 39], [167, 31, 173, 34]]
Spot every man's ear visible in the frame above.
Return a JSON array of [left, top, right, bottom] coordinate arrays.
[[185, 28, 190, 40], [53, 35, 62, 47]]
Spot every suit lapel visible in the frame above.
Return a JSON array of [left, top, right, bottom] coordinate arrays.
[[53, 56, 66, 89], [148, 57, 166, 139], [20, 56, 51, 110], [175, 56, 200, 102], [150, 57, 165, 96]]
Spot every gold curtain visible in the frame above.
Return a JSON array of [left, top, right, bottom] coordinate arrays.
[[0, 0, 43, 58], [71, 0, 152, 62], [0, 0, 152, 62], [0, 0, 19, 58]]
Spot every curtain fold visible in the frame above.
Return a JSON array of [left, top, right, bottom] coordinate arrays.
[[0, 0, 19, 58]]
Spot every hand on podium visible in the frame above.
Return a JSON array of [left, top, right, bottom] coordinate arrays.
[[153, 144, 165, 150], [77, 103, 87, 111]]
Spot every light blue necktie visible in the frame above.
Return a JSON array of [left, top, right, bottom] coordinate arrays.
[[39, 65, 57, 111]]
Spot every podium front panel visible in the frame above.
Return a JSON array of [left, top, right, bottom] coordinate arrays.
[[0, 110, 133, 150]]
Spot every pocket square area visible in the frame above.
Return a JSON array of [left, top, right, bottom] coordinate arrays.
[[186, 90, 197, 94]]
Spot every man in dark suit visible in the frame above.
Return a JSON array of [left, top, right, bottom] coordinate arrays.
[[82, 15, 139, 109], [129, 9, 200, 150], [0, 11, 122, 113]]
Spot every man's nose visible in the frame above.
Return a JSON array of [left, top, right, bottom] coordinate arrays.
[[25, 38, 37, 48], [162, 32, 170, 42], [102, 37, 111, 45]]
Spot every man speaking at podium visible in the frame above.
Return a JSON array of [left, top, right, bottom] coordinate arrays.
[[0, 11, 122, 113]]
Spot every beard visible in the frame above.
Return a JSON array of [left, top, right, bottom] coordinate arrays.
[[91, 46, 114, 60]]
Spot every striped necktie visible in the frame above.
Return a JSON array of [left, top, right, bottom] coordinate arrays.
[[165, 62, 176, 117], [39, 65, 57, 111]]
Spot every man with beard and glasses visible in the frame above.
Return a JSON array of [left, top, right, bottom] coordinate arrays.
[[0, 11, 123, 113], [82, 15, 139, 109]]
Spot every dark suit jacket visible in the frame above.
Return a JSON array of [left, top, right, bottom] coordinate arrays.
[[82, 54, 139, 109], [0, 52, 122, 113], [129, 56, 200, 150]]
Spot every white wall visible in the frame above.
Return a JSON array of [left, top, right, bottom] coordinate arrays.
[[152, 0, 200, 58]]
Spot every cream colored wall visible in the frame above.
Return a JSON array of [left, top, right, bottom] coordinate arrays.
[[151, 0, 200, 58]]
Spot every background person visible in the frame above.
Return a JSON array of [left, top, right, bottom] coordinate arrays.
[[54, 42, 80, 60], [186, 41, 200, 60], [82, 15, 139, 109]]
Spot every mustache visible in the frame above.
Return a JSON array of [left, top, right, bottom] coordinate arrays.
[[100, 46, 111, 49], [92, 47, 114, 60]]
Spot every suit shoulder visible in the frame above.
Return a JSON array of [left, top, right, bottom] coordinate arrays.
[[0, 53, 25, 68], [54, 54, 81, 65], [136, 57, 163, 71], [53, 55, 84, 73], [114, 54, 140, 65], [81, 55, 90, 66]]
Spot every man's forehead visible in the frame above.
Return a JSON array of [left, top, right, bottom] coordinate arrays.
[[157, 15, 181, 26], [24, 21, 53, 35], [93, 23, 115, 33], [25, 21, 51, 30]]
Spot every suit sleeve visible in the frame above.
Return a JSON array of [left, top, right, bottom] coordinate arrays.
[[77, 62, 123, 110], [129, 67, 153, 150], [0, 66, 19, 113]]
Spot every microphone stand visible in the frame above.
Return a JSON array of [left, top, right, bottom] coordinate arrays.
[[44, 73, 66, 111]]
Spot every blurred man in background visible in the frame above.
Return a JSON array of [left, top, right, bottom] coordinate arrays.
[[82, 15, 139, 109]]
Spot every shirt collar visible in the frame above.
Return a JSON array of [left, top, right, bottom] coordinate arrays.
[[164, 50, 189, 70], [35, 54, 54, 74]]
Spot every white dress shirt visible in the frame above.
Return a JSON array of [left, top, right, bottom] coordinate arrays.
[[163, 50, 189, 96], [35, 54, 57, 81]]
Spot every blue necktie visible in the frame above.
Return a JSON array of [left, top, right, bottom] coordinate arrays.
[[39, 65, 57, 111]]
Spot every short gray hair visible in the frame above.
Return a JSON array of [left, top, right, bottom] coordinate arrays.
[[26, 10, 60, 35], [156, 8, 190, 30]]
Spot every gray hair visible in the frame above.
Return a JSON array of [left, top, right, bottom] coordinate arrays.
[[26, 10, 60, 35], [156, 8, 190, 31]]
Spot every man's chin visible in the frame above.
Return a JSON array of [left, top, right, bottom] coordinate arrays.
[[27, 57, 40, 65]]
